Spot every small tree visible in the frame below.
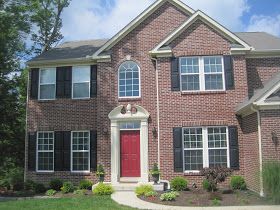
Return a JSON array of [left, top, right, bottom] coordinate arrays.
[[200, 167, 233, 192]]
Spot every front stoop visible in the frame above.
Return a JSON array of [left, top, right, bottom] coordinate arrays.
[[93, 182, 164, 191]]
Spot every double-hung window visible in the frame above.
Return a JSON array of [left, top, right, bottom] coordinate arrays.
[[37, 132, 54, 172], [183, 126, 229, 172], [180, 56, 225, 91], [39, 68, 56, 100], [71, 131, 90, 172], [72, 66, 90, 99]]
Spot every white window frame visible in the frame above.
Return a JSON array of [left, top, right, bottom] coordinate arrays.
[[38, 68, 56, 100], [71, 131, 90, 173], [119, 121, 141, 130], [182, 126, 229, 173], [118, 61, 141, 99], [36, 131, 54, 173], [72, 66, 91, 99], [180, 56, 225, 92]]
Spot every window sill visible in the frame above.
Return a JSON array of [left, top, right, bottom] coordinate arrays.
[[118, 97, 142, 102], [70, 172, 91, 176], [184, 171, 203, 176], [181, 91, 226, 95], [35, 171, 54, 175]]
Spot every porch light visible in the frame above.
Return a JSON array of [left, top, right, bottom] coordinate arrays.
[[271, 131, 278, 147], [103, 127, 109, 135], [152, 127, 157, 138]]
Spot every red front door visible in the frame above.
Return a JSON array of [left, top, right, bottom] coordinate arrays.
[[120, 130, 140, 177]]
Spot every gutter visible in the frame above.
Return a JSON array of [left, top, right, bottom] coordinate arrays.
[[24, 71, 30, 182], [151, 57, 161, 171], [251, 106, 264, 196]]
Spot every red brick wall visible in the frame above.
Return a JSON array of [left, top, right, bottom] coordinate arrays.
[[246, 58, 280, 98], [241, 113, 260, 192], [260, 110, 280, 162]]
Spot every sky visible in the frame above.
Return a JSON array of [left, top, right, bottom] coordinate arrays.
[[60, 0, 280, 41]]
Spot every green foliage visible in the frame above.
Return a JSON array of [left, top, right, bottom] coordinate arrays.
[[92, 183, 114, 195], [79, 180, 93, 190], [200, 167, 232, 192], [144, 191, 158, 197], [160, 191, 179, 201], [0, 179, 10, 190], [45, 189, 56, 196], [49, 179, 63, 191], [150, 163, 160, 175], [96, 164, 105, 176], [61, 181, 75, 194], [230, 176, 247, 190], [24, 180, 36, 191], [74, 189, 87, 195], [212, 198, 221, 206], [263, 161, 280, 204], [2, 167, 24, 191], [34, 183, 46, 194], [202, 179, 215, 192], [135, 184, 154, 196], [170, 177, 188, 191]]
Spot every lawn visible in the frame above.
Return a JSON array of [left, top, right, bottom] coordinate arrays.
[[0, 195, 135, 210]]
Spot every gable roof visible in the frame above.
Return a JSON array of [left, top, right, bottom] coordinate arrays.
[[235, 32, 280, 51], [150, 10, 252, 55], [92, 0, 194, 58], [236, 72, 280, 115], [27, 39, 108, 66]]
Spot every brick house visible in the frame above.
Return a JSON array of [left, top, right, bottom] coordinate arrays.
[[25, 0, 280, 195]]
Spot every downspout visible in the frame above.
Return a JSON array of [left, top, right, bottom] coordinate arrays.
[[251, 105, 264, 196], [151, 57, 160, 171], [24, 70, 30, 182]]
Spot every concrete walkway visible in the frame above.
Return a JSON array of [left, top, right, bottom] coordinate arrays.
[[111, 191, 280, 210]]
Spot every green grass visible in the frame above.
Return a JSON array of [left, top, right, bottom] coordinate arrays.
[[0, 195, 135, 210]]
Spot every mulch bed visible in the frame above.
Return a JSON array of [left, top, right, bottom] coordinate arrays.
[[140, 189, 272, 207]]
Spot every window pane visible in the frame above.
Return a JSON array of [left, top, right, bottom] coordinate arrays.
[[119, 61, 140, 97], [73, 83, 90, 98], [181, 75, 200, 91], [208, 127, 227, 148], [209, 149, 227, 167], [37, 132, 54, 171], [181, 58, 199, 74], [205, 74, 223, 90], [184, 150, 203, 171], [73, 66, 90, 82], [204, 57, 223, 73], [40, 84, 55, 99], [40, 69, 56, 84], [72, 131, 90, 171], [72, 152, 89, 171], [184, 128, 203, 148]]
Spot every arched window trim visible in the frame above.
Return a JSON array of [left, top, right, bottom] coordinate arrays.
[[118, 61, 141, 99]]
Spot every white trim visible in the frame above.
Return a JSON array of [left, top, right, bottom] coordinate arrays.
[[70, 130, 90, 173], [36, 131, 54, 173], [71, 66, 91, 100], [151, 10, 252, 54], [179, 56, 225, 92], [255, 84, 280, 106], [182, 126, 229, 173], [38, 68, 56, 101], [118, 61, 141, 99], [93, 0, 194, 57]]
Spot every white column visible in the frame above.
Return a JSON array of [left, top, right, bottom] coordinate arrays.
[[111, 120, 120, 184], [140, 119, 149, 183]]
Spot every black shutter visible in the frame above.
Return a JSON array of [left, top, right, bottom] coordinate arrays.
[[30, 69, 39, 99], [90, 65, 97, 97], [229, 126, 239, 170], [173, 127, 183, 172], [90, 130, 97, 171], [63, 131, 71, 171], [56, 66, 72, 98], [54, 131, 64, 171], [171, 57, 180, 91], [28, 132, 37, 171], [224, 55, 234, 90]]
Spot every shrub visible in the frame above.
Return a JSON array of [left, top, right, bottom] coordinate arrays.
[[49, 179, 63, 191], [230, 176, 246, 190], [202, 179, 215, 192], [0, 179, 10, 190], [92, 183, 114, 195], [34, 183, 46, 193], [79, 180, 93, 190], [160, 191, 179, 201], [135, 184, 154, 196], [74, 189, 87, 195], [144, 191, 158, 197], [212, 198, 221, 206], [170, 177, 188, 191], [61, 181, 75, 194], [45, 189, 56, 196], [6, 167, 24, 191], [263, 161, 280, 204], [200, 167, 232, 192], [24, 180, 36, 191]]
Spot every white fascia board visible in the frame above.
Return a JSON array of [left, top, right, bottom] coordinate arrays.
[[152, 10, 252, 53], [255, 83, 280, 105], [93, 0, 194, 58]]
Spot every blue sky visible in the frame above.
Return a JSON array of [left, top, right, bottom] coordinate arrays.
[[60, 0, 280, 42]]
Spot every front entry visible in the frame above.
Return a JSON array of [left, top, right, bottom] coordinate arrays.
[[120, 130, 140, 177]]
